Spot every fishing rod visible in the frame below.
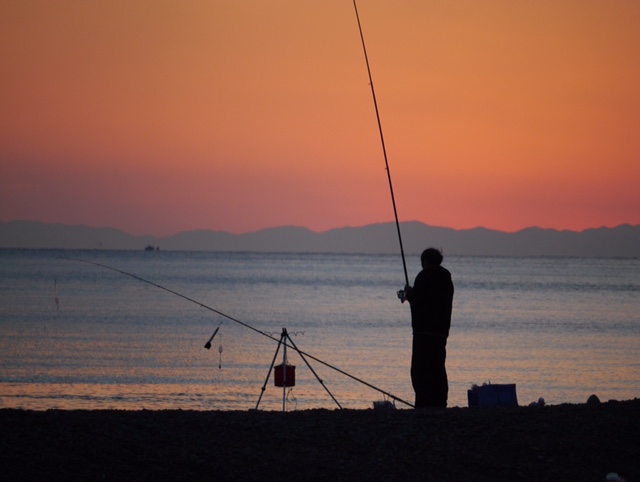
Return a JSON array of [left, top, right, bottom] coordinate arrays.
[[62, 256, 414, 408], [353, 0, 410, 292]]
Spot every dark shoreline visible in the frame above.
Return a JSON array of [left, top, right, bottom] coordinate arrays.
[[2, 399, 638, 481]]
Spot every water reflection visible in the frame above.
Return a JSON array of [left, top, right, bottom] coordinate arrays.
[[1, 250, 638, 410]]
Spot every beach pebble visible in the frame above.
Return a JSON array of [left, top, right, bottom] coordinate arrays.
[[605, 472, 626, 482], [587, 394, 600, 405], [529, 398, 545, 407]]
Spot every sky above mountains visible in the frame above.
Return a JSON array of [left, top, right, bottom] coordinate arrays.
[[2, 1, 639, 236]]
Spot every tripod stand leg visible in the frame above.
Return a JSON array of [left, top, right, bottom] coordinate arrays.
[[255, 331, 284, 410], [286, 333, 342, 409], [281, 329, 288, 412]]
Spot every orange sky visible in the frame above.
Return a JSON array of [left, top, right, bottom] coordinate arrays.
[[1, 0, 639, 236]]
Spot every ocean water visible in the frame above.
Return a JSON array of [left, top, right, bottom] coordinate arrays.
[[1, 249, 638, 411]]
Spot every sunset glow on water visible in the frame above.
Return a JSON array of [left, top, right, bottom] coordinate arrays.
[[1, 250, 638, 411]]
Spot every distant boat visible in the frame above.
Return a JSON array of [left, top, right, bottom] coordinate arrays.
[[144, 245, 159, 251]]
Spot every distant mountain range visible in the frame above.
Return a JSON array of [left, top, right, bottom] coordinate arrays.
[[1, 220, 638, 257]]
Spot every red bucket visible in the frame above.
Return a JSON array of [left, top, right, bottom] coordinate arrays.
[[274, 363, 295, 387]]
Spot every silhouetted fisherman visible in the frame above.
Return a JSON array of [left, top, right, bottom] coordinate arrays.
[[404, 248, 454, 408]]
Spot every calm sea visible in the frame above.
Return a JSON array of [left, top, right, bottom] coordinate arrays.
[[1, 249, 638, 411]]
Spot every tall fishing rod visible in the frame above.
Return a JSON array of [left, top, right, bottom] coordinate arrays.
[[62, 256, 414, 408], [353, 0, 410, 290]]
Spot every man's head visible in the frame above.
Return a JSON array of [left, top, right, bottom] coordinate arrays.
[[421, 247, 443, 267]]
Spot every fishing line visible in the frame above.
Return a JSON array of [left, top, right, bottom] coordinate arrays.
[[54, 278, 60, 310], [204, 323, 224, 368], [352, 0, 410, 289], [62, 256, 414, 408]]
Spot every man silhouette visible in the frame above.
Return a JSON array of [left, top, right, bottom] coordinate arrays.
[[404, 248, 454, 408]]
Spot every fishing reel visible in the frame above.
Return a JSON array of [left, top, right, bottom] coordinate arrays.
[[397, 289, 407, 303]]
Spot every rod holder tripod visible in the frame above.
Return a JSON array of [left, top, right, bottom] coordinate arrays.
[[255, 328, 342, 412]]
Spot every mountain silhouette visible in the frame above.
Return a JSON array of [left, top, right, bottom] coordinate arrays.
[[1, 220, 638, 257]]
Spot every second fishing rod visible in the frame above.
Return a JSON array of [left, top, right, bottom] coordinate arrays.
[[63, 256, 414, 408]]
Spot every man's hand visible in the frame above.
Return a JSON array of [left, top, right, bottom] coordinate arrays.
[[397, 285, 412, 303]]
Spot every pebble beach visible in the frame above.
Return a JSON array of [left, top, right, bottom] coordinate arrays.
[[1, 398, 638, 481]]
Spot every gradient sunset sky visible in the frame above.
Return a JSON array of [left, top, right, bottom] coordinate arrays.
[[2, 1, 639, 236]]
